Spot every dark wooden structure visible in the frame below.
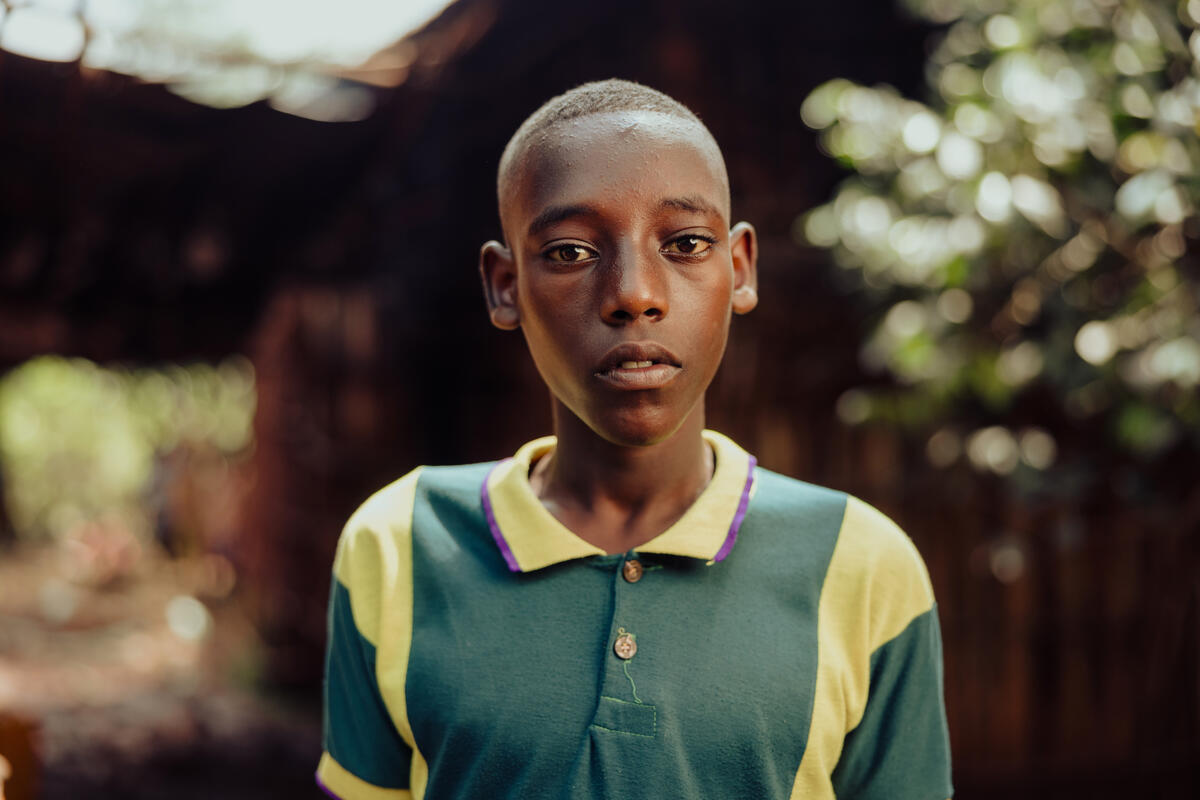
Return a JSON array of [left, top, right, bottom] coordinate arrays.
[[1, 0, 1197, 796]]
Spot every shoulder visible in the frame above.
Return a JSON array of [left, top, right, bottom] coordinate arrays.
[[336, 462, 495, 552], [751, 469, 932, 595], [332, 462, 489, 640], [751, 468, 934, 646], [826, 492, 936, 652], [748, 466, 850, 530], [837, 495, 934, 600], [330, 468, 426, 643], [334, 461, 500, 579], [334, 467, 425, 577]]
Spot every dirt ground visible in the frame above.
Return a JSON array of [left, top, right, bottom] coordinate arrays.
[[0, 543, 326, 800]]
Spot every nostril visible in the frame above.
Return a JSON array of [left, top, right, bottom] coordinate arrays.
[[606, 306, 662, 324]]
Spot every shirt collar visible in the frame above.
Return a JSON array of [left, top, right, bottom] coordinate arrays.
[[481, 430, 757, 573]]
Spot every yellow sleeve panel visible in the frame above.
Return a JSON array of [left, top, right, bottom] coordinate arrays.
[[330, 467, 428, 795], [791, 495, 937, 798], [317, 752, 414, 800]]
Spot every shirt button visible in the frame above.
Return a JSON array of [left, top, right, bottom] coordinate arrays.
[[622, 559, 644, 583], [613, 631, 637, 660]]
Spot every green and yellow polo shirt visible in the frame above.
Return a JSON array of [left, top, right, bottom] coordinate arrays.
[[318, 430, 952, 799]]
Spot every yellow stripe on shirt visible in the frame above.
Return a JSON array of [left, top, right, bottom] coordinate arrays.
[[333, 467, 427, 797], [317, 752, 413, 800], [790, 495, 937, 798]]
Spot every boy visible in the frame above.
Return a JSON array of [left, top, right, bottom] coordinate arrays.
[[318, 79, 952, 799]]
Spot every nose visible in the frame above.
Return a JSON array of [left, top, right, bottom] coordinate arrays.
[[600, 242, 668, 325]]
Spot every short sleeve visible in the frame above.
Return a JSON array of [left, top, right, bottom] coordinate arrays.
[[792, 494, 953, 799], [830, 603, 953, 799], [318, 577, 414, 799], [318, 470, 424, 800]]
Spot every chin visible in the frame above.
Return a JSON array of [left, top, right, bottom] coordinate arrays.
[[584, 405, 689, 449]]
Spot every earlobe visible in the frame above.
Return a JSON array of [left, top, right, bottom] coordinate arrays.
[[479, 240, 520, 330], [729, 221, 759, 315]]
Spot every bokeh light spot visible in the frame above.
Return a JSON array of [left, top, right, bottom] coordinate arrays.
[[1112, 42, 1144, 75], [1019, 427, 1057, 469], [968, 426, 1020, 474], [936, 132, 984, 179], [989, 540, 1026, 583], [1120, 84, 1154, 118], [166, 595, 212, 641], [976, 172, 1012, 222], [0, 6, 86, 62], [835, 389, 872, 425], [926, 427, 962, 468], [998, 341, 1044, 385], [884, 300, 927, 338], [1075, 320, 1118, 365], [800, 205, 839, 247], [984, 14, 1022, 49], [903, 111, 942, 153], [937, 288, 974, 323]]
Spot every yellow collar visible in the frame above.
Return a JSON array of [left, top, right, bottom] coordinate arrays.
[[481, 430, 757, 573]]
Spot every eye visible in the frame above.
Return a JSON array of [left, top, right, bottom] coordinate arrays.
[[544, 243, 596, 263], [662, 235, 716, 256]]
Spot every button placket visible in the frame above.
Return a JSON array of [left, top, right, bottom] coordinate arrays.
[[591, 559, 657, 733], [612, 553, 646, 663], [601, 554, 653, 705]]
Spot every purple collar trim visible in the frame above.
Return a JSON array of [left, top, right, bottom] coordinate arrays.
[[711, 455, 756, 563], [482, 459, 522, 572]]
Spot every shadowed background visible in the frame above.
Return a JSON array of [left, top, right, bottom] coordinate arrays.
[[0, 0, 1197, 797]]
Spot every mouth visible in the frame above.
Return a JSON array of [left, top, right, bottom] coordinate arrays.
[[595, 342, 682, 390]]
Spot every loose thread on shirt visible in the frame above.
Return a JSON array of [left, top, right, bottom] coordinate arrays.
[[623, 660, 643, 704]]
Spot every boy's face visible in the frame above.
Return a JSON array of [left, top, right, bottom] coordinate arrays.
[[481, 111, 757, 447]]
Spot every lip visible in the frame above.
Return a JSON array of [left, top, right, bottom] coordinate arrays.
[[594, 342, 682, 390]]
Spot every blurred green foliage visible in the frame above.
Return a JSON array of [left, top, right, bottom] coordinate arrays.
[[801, 0, 1200, 481], [0, 356, 255, 541]]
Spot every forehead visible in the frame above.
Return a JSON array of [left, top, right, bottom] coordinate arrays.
[[503, 111, 730, 236]]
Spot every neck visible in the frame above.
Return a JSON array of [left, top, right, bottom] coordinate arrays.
[[531, 399, 713, 553]]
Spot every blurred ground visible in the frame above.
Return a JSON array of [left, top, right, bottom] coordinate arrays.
[[0, 543, 324, 800]]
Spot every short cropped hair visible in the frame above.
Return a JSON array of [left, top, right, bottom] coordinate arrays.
[[496, 79, 719, 230]]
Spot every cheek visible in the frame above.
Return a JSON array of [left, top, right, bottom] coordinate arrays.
[[682, 293, 734, 376], [517, 279, 588, 381], [699, 313, 733, 368], [680, 275, 733, 334], [520, 281, 577, 344]]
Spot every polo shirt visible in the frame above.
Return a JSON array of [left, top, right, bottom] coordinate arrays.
[[318, 430, 952, 799]]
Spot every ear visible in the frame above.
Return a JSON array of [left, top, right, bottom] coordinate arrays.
[[479, 240, 520, 330], [729, 221, 758, 315]]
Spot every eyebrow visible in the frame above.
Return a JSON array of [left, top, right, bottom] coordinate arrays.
[[525, 195, 725, 239], [659, 195, 723, 218], [527, 204, 598, 238]]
